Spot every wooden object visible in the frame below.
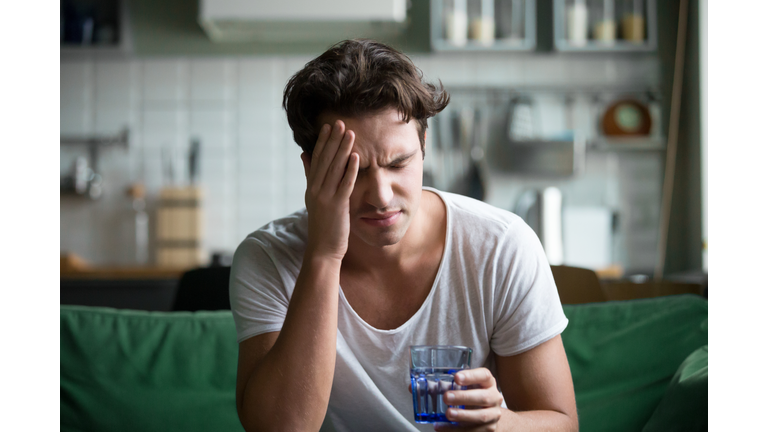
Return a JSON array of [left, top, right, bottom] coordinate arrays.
[[601, 281, 703, 301], [655, 0, 689, 280], [551, 265, 607, 304], [156, 186, 204, 268]]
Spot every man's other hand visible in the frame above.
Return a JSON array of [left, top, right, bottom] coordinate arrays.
[[435, 368, 504, 431]]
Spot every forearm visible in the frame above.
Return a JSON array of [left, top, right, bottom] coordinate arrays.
[[498, 408, 578, 432], [239, 254, 342, 432]]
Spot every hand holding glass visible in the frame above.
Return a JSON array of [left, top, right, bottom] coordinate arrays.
[[409, 345, 473, 423]]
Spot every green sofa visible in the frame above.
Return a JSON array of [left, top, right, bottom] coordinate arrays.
[[60, 295, 707, 432]]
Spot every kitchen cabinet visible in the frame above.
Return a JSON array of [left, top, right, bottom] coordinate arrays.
[[554, 0, 657, 52], [430, 0, 537, 51], [61, 0, 133, 59]]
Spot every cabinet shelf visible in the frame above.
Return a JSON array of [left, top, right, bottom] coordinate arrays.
[[553, 0, 657, 53], [588, 136, 665, 151], [430, 0, 536, 52]]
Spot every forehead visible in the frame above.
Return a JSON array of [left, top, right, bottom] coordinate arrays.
[[317, 108, 420, 162]]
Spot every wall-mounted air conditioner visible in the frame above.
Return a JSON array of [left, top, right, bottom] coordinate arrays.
[[199, 0, 409, 43]]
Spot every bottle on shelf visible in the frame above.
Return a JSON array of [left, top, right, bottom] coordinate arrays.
[[444, 0, 469, 47], [567, 0, 589, 46]]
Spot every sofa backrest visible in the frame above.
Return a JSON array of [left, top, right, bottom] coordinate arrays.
[[60, 305, 244, 432], [562, 294, 708, 432], [61, 295, 707, 432]]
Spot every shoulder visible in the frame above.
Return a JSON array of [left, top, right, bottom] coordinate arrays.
[[233, 209, 309, 268], [429, 188, 534, 243]]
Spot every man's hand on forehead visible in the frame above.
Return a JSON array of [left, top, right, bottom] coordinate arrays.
[[301, 119, 359, 262]]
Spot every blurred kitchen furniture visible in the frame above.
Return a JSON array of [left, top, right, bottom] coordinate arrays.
[[551, 265, 607, 304], [171, 266, 232, 312], [156, 186, 205, 268], [554, 0, 657, 51], [552, 262, 705, 304], [60, 0, 133, 58], [61, 294, 707, 431], [655, 0, 689, 280], [601, 279, 703, 301], [431, 0, 536, 51], [60, 254, 185, 311], [60, 128, 129, 200]]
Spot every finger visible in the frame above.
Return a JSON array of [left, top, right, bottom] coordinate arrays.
[[312, 120, 344, 185], [337, 152, 359, 198], [445, 406, 503, 426], [454, 369, 496, 388], [311, 123, 332, 162], [443, 388, 503, 409], [323, 129, 355, 192]]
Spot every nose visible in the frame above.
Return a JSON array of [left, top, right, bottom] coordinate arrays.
[[363, 170, 394, 210]]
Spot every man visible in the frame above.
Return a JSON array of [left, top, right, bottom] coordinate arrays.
[[230, 39, 578, 432]]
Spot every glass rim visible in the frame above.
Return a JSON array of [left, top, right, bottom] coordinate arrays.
[[409, 345, 472, 352]]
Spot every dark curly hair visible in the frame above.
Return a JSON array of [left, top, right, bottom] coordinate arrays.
[[283, 39, 450, 157]]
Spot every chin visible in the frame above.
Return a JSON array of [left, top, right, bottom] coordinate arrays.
[[353, 222, 409, 248]]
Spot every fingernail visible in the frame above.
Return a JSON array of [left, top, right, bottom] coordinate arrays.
[[455, 373, 464, 381], [444, 392, 454, 402]]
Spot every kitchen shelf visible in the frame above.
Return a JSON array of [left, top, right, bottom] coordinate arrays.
[[430, 0, 536, 52], [553, 0, 657, 52], [588, 136, 665, 151], [61, 0, 133, 59]]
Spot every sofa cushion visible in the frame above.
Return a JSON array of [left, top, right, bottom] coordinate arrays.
[[561, 294, 708, 432], [60, 305, 244, 432], [61, 295, 708, 432]]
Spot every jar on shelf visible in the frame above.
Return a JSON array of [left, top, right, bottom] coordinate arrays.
[[589, 0, 616, 44], [468, 0, 495, 46], [495, 0, 526, 42], [619, 0, 645, 42], [444, 0, 469, 47]]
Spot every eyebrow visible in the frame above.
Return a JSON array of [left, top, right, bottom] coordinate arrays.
[[359, 150, 419, 171]]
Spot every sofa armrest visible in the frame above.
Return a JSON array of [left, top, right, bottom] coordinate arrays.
[[641, 345, 708, 432]]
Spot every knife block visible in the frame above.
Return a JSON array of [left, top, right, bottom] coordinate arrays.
[[156, 186, 204, 268]]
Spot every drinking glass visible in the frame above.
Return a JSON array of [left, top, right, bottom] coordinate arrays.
[[410, 345, 473, 423]]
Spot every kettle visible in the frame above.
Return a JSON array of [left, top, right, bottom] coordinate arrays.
[[513, 187, 564, 265]]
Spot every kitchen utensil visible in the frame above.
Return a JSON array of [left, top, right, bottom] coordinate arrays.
[[188, 137, 200, 185], [508, 95, 535, 142], [602, 99, 651, 136], [513, 187, 564, 264]]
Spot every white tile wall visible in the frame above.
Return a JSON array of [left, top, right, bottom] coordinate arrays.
[[60, 53, 660, 266]]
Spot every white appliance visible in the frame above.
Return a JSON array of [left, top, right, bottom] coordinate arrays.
[[563, 206, 613, 270], [199, 0, 409, 43]]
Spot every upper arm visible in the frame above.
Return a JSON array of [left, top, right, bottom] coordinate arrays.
[[494, 335, 577, 421], [235, 331, 280, 417]]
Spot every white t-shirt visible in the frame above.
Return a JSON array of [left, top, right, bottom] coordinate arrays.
[[230, 187, 568, 432]]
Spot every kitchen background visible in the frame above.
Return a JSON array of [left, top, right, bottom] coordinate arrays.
[[60, 0, 705, 281]]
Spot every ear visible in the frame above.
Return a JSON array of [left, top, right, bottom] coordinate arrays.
[[301, 152, 311, 179]]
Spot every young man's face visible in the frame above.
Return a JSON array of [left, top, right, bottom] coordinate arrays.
[[316, 107, 424, 248]]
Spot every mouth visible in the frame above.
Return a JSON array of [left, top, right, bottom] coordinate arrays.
[[360, 211, 401, 227]]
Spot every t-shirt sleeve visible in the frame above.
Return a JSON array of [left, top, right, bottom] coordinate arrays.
[[229, 236, 291, 343], [490, 220, 569, 357]]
